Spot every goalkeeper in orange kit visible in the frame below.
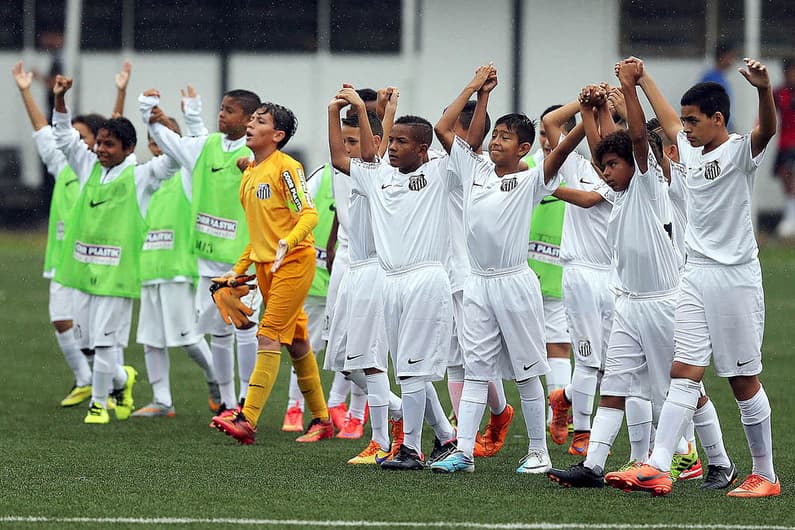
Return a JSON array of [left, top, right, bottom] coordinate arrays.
[[210, 102, 332, 444]]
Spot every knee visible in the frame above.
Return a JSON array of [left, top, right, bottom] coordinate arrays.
[[53, 320, 73, 333]]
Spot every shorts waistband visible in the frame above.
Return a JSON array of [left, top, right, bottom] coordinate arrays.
[[348, 257, 379, 270], [384, 261, 443, 276], [686, 255, 759, 268], [471, 264, 529, 278], [613, 285, 678, 300], [563, 260, 613, 271]]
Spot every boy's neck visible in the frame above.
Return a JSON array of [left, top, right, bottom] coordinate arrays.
[[224, 131, 245, 141], [494, 161, 521, 177], [702, 129, 731, 154], [253, 145, 278, 164], [399, 161, 423, 174]]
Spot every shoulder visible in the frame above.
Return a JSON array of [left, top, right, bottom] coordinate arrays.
[[307, 164, 327, 181]]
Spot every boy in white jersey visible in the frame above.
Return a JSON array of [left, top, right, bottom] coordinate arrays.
[[430, 64, 580, 474], [331, 98, 457, 471], [608, 57, 780, 497]]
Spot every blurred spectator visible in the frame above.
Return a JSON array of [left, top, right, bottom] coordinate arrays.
[[774, 58, 795, 238], [700, 40, 738, 130]]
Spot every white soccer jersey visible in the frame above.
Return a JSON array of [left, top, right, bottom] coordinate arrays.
[[558, 152, 614, 266], [668, 159, 687, 269], [449, 136, 559, 272], [349, 156, 452, 270], [608, 153, 679, 294], [676, 131, 765, 265]]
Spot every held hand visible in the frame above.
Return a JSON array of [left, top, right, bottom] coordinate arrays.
[[148, 106, 167, 125], [617, 60, 642, 85], [115, 60, 132, 90], [738, 58, 771, 89], [607, 87, 627, 120], [236, 156, 250, 172], [385, 87, 400, 109], [479, 70, 498, 94], [180, 84, 197, 112], [142, 88, 160, 98], [337, 87, 366, 108], [579, 84, 606, 108], [468, 63, 494, 92], [271, 240, 289, 272], [12, 61, 33, 91], [53, 74, 73, 96], [328, 96, 349, 112]]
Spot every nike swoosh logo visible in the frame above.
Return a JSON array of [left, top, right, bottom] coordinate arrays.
[[472, 183, 483, 187], [211, 167, 224, 173], [104, 330, 114, 336], [381, 184, 392, 189], [65, 179, 79, 187], [580, 178, 593, 185], [407, 358, 423, 365], [89, 199, 109, 208], [346, 354, 363, 360], [637, 471, 669, 482], [539, 197, 558, 205], [736, 359, 754, 367], [180, 331, 190, 337], [523, 361, 539, 371]]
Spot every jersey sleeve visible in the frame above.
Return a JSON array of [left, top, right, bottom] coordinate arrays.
[[349, 158, 381, 197], [52, 109, 98, 186], [732, 132, 766, 174], [32, 126, 68, 178], [305, 165, 325, 199], [449, 136, 480, 189], [182, 96, 209, 137], [281, 162, 319, 249]]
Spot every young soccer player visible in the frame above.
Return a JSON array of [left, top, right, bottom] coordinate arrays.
[[211, 101, 333, 445], [430, 64, 580, 474], [141, 87, 262, 414], [51, 74, 180, 424], [607, 57, 780, 497]]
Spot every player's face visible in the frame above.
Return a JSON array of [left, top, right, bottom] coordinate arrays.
[[95, 129, 133, 168], [246, 109, 283, 152], [599, 152, 633, 191], [73, 122, 96, 150], [488, 124, 529, 166], [341, 125, 362, 158], [680, 105, 720, 148], [388, 124, 424, 172], [538, 124, 552, 157], [218, 96, 250, 138]]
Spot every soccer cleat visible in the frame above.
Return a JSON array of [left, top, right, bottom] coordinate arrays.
[[548, 388, 571, 445], [336, 415, 364, 439], [296, 418, 334, 443], [111, 366, 137, 421], [211, 410, 257, 445], [207, 381, 222, 413], [670, 442, 699, 480], [106, 395, 116, 411], [61, 384, 92, 407], [281, 402, 304, 432], [131, 402, 175, 418], [727, 473, 781, 498], [473, 404, 514, 458], [547, 462, 605, 488], [389, 418, 404, 457], [701, 460, 739, 490], [605, 463, 673, 496], [568, 431, 590, 456], [328, 403, 348, 431], [516, 448, 552, 474], [380, 444, 425, 471], [430, 449, 475, 474], [427, 435, 458, 465], [347, 440, 390, 465], [615, 460, 642, 472], [678, 458, 703, 481], [83, 401, 109, 424]]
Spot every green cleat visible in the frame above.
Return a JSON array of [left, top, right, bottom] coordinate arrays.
[[61, 384, 92, 407], [670, 442, 699, 480], [84, 402, 109, 424], [112, 366, 137, 421]]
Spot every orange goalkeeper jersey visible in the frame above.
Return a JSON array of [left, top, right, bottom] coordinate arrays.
[[234, 150, 318, 270]]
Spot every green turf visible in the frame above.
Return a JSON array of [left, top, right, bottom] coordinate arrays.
[[0, 230, 791, 529]]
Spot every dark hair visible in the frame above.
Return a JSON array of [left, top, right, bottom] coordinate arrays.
[[356, 88, 378, 102], [165, 116, 182, 135], [394, 115, 433, 145], [681, 81, 730, 125], [72, 113, 105, 137], [257, 102, 297, 149], [494, 113, 536, 145], [541, 104, 576, 133], [645, 118, 664, 162], [715, 40, 736, 62], [457, 100, 492, 135], [98, 117, 137, 150], [223, 89, 261, 116], [341, 111, 384, 138], [595, 129, 634, 169]]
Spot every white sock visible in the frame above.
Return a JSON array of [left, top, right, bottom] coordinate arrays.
[[649, 378, 701, 471], [235, 326, 258, 401], [349, 381, 367, 421], [570, 365, 598, 432], [457, 380, 489, 457], [399, 378, 426, 453], [487, 379, 507, 415], [546, 357, 571, 420], [447, 365, 464, 418], [389, 391, 403, 420], [424, 382, 455, 442], [184, 340, 215, 383], [625, 397, 652, 463], [737, 386, 776, 482], [693, 398, 730, 468], [366, 371, 391, 449], [516, 377, 547, 453], [210, 333, 236, 408], [91, 345, 118, 408], [144, 345, 171, 407], [288, 368, 304, 411], [56, 327, 92, 387], [327, 371, 349, 407], [584, 406, 624, 472], [345, 369, 368, 393]]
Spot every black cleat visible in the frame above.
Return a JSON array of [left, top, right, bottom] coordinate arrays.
[[427, 436, 458, 465], [701, 460, 738, 490], [547, 462, 605, 488], [381, 444, 425, 471]]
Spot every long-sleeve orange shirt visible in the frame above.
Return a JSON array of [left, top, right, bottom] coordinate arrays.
[[233, 150, 318, 272]]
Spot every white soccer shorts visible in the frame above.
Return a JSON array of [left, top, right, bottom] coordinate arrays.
[[562, 264, 615, 369], [196, 275, 262, 336], [543, 295, 570, 344], [48, 280, 75, 322], [71, 290, 133, 349], [137, 281, 202, 348]]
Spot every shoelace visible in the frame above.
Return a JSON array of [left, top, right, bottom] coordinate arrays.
[[739, 474, 764, 490], [520, 449, 546, 465]]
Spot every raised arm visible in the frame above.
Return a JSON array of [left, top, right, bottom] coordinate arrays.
[[553, 186, 604, 208], [338, 86, 376, 162], [139, 90, 204, 171], [435, 63, 493, 153], [13, 61, 47, 130], [618, 60, 649, 173], [543, 121, 586, 183], [466, 69, 498, 150], [329, 96, 352, 174], [634, 59, 682, 143], [112, 60, 131, 118], [579, 85, 606, 160], [739, 57, 777, 157], [379, 87, 399, 159], [542, 100, 579, 150], [52, 75, 98, 182], [181, 84, 209, 137]]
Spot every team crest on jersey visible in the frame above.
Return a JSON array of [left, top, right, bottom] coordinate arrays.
[[577, 340, 592, 357], [704, 160, 721, 181], [408, 173, 427, 191], [500, 177, 518, 192], [256, 183, 271, 200]]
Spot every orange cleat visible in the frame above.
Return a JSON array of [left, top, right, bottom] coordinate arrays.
[[211, 410, 257, 445], [548, 388, 571, 445], [474, 404, 514, 457], [605, 463, 673, 496], [727, 474, 781, 498], [281, 402, 304, 432], [337, 415, 364, 439], [389, 418, 404, 457], [296, 417, 334, 443], [328, 403, 348, 431], [347, 440, 390, 465], [568, 431, 590, 456]]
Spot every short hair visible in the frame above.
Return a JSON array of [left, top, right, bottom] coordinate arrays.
[[98, 117, 137, 150], [645, 118, 664, 162], [457, 100, 492, 135], [681, 81, 731, 125], [494, 113, 536, 146], [595, 129, 634, 169], [541, 104, 576, 133], [341, 111, 384, 138], [258, 102, 297, 149], [72, 113, 105, 137], [715, 40, 736, 61], [165, 116, 182, 135], [356, 88, 378, 102], [223, 89, 261, 116], [394, 115, 433, 145]]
